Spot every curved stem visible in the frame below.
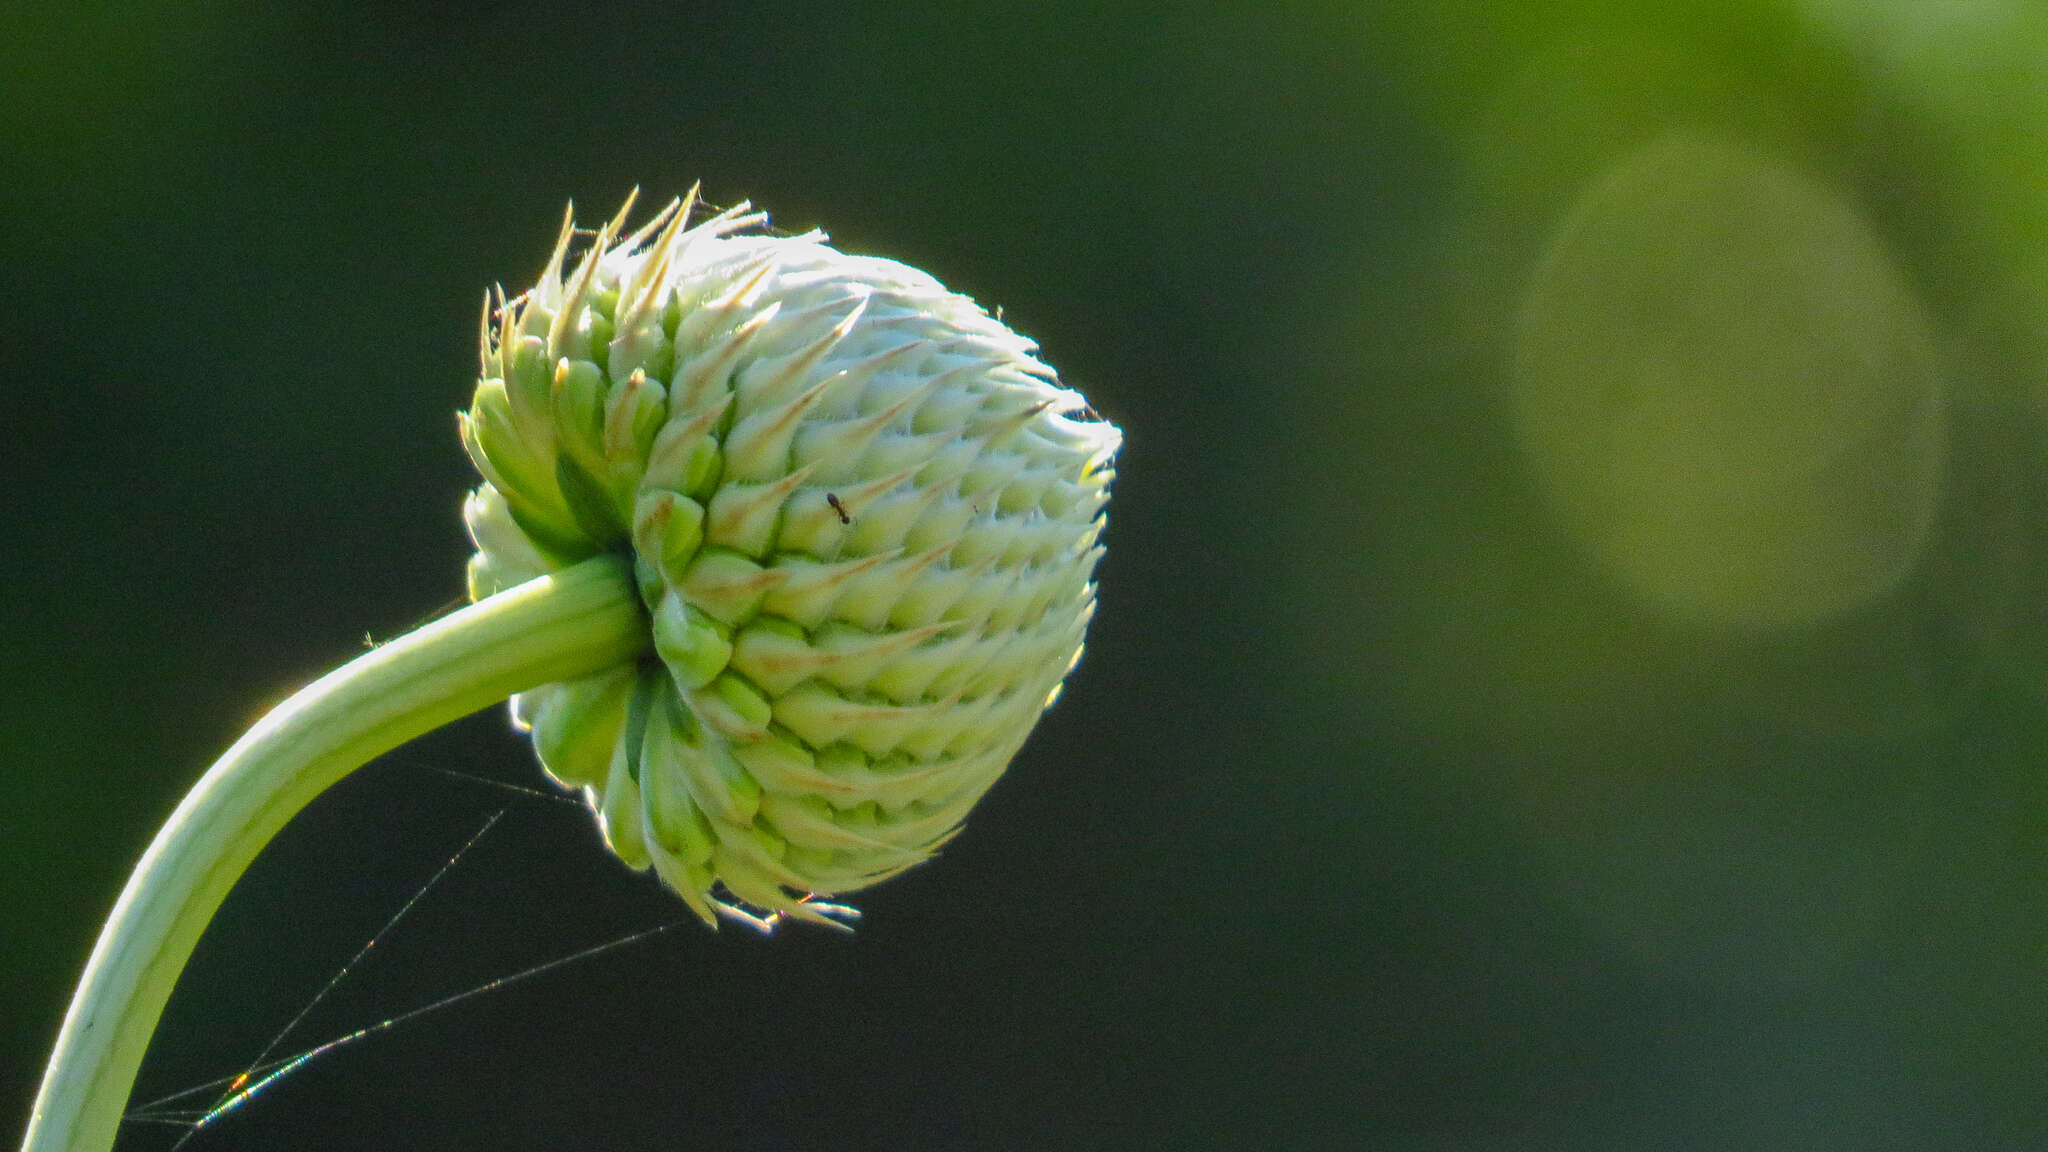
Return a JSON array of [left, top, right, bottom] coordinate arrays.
[[22, 554, 647, 1152]]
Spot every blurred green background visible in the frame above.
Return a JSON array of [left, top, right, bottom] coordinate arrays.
[[4, 1, 2045, 1148]]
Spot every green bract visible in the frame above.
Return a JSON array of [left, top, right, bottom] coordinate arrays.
[[461, 191, 1119, 928]]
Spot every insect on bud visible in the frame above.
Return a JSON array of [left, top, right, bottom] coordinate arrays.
[[462, 189, 1120, 928]]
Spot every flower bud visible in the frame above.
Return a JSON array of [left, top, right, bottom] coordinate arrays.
[[463, 190, 1119, 928]]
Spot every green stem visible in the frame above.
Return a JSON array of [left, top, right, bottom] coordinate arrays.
[[22, 554, 647, 1152]]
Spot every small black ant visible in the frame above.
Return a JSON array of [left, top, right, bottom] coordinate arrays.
[[825, 492, 850, 525]]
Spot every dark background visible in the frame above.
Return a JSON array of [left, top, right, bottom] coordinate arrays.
[[5, 2, 2045, 1149]]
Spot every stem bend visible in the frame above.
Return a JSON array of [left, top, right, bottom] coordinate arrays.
[[23, 554, 646, 1152]]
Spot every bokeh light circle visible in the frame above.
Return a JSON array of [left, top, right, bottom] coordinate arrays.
[[1512, 133, 1945, 630]]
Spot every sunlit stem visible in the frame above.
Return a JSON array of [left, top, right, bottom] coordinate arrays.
[[22, 555, 647, 1152]]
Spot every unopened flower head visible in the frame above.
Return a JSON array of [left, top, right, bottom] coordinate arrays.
[[461, 190, 1119, 928]]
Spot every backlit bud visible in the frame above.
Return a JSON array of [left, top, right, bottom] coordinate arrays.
[[464, 189, 1119, 928]]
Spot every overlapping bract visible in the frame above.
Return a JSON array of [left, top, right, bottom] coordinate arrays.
[[461, 191, 1119, 928]]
